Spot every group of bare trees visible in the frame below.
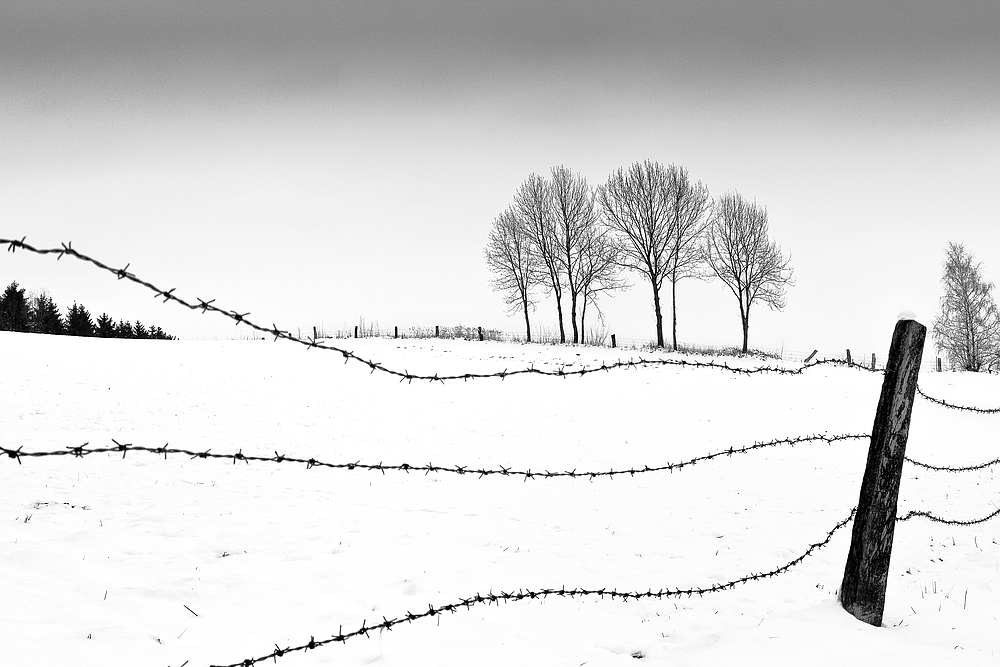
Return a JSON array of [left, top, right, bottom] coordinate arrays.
[[932, 242, 1000, 372], [486, 166, 624, 344], [486, 160, 794, 351]]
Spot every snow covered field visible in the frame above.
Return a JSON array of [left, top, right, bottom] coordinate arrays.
[[3, 331, 999, 666]]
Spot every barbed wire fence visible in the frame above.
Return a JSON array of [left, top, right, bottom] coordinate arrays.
[[5, 237, 1000, 665]]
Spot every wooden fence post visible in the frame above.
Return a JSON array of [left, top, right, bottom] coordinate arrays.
[[435, 325, 439, 338], [394, 326, 398, 339], [313, 326, 317, 340], [354, 325, 358, 339], [840, 318, 926, 626], [936, 357, 942, 372], [846, 349, 852, 365], [611, 334, 616, 349], [871, 353, 876, 370], [478, 326, 483, 342], [804, 350, 817, 363]]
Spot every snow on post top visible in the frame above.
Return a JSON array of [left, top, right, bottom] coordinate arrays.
[[896, 310, 918, 322]]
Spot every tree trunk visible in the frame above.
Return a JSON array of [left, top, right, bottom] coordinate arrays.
[[522, 303, 532, 343], [652, 281, 664, 348], [570, 292, 579, 344], [741, 304, 750, 353], [555, 293, 566, 343], [671, 271, 678, 351], [580, 294, 588, 345]]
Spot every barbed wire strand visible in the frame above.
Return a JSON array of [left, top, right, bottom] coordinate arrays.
[[898, 506, 1000, 526], [203, 504, 1000, 667], [904, 455, 1000, 473], [5, 434, 997, 476], [0, 238, 887, 382], [206, 509, 858, 667], [1, 433, 870, 477], [915, 386, 1000, 414]]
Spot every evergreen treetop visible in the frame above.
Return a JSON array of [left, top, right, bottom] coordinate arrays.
[[0, 282, 30, 332]]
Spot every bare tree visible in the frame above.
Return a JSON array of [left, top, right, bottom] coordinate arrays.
[[576, 224, 627, 343], [665, 165, 712, 350], [485, 207, 540, 341], [598, 160, 675, 347], [704, 192, 793, 353], [932, 242, 1000, 371], [515, 174, 567, 343], [550, 165, 600, 344]]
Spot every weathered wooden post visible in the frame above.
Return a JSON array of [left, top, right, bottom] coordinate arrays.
[[435, 325, 439, 338], [478, 326, 483, 342], [313, 326, 317, 340], [846, 349, 852, 365], [840, 318, 926, 626], [804, 349, 817, 363], [936, 357, 942, 372], [394, 326, 398, 339], [354, 325, 358, 339], [611, 334, 617, 349], [871, 353, 876, 370]]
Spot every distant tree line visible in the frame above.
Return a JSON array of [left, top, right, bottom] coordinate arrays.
[[486, 160, 794, 352], [0, 281, 175, 339]]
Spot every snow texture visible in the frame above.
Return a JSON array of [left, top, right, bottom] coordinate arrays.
[[2, 332, 998, 666]]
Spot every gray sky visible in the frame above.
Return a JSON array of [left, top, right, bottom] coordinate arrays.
[[2, 0, 998, 356]]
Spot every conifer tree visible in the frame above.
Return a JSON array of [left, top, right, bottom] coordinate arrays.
[[116, 320, 134, 338], [66, 302, 95, 336], [29, 291, 63, 334], [133, 321, 148, 339], [96, 313, 116, 337], [0, 282, 30, 332]]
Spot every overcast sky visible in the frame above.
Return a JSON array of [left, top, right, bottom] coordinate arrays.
[[2, 0, 998, 357]]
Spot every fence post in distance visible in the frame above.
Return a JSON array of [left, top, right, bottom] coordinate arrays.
[[394, 326, 398, 339], [936, 357, 942, 372], [871, 353, 876, 370], [611, 334, 616, 349], [804, 350, 817, 363], [435, 325, 439, 338], [840, 318, 926, 627], [846, 349, 852, 365], [478, 326, 483, 342]]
